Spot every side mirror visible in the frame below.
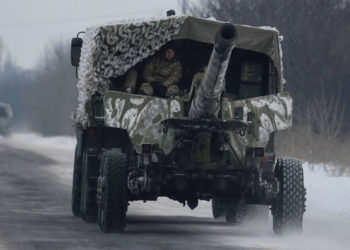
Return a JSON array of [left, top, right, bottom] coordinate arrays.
[[71, 37, 83, 67]]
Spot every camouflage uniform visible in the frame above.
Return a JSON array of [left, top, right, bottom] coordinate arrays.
[[238, 62, 263, 99], [140, 55, 182, 97], [188, 66, 237, 100], [183, 66, 206, 102], [192, 66, 207, 90]]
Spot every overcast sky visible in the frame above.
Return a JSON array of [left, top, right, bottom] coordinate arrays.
[[0, 0, 182, 69]]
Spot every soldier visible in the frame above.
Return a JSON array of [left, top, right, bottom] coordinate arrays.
[[183, 66, 207, 102], [238, 62, 263, 99], [139, 44, 182, 98], [189, 66, 237, 100], [123, 68, 138, 93], [192, 66, 207, 91]]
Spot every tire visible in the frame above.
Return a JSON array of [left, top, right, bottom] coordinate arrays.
[[80, 149, 98, 222], [272, 158, 306, 234], [71, 146, 82, 217], [97, 149, 128, 233], [212, 198, 226, 219], [225, 199, 245, 224]]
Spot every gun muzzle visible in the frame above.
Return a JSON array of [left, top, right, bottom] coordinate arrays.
[[189, 23, 237, 118]]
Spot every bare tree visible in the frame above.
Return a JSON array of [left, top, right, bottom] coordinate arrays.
[[305, 82, 344, 141], [0, 39, 77, 136], [26, 40, 77, 135]]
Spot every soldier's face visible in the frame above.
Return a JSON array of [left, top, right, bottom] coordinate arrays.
[[165, 49, 175, 60]]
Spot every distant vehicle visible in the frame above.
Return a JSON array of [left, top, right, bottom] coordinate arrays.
[[0, 102, 13, 136], [70, 13, 306, 234]]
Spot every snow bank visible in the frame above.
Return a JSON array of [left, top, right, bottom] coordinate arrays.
[[304, 163, 350, 215], [1, 132, 76, 150]]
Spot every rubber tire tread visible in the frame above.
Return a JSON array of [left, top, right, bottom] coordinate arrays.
[[80, 150, 98, 222], [272, 158, 305, 234], [98, 149, 128, 233], [71, 146, 81, 217]]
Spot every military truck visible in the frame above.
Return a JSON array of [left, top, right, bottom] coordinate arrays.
[[0, 102, 13, 136], [70, 15, 306, 234]]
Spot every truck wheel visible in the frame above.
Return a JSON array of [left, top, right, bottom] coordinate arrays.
[[71, 146, 81, 217], [97, 149, 128, 233], [80, 149, 98, 222], [225, 199, 245, 224], [212, 198, 226, 219], [272, 158, 306, 234]]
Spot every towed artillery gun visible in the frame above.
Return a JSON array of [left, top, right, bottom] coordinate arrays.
[[70, 15, 306, 234]]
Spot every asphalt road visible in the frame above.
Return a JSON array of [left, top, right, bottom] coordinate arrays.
[[0, 141, 280, 250]]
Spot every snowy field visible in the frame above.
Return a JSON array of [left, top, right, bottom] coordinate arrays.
[[0, 133, 349, 250]]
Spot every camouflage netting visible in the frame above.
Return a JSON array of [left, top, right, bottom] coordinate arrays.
[[75, 16, 187, 127]]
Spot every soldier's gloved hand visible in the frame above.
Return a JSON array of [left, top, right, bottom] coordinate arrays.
[[165, 85, 180, 98], [166, 92, 180, 99], [167, 94, 177, 100]]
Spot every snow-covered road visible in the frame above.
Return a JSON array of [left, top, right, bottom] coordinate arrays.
[[0, 133, 349, 250]]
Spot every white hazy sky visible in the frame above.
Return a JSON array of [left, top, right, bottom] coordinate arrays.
[[0, 0, 182, 69]]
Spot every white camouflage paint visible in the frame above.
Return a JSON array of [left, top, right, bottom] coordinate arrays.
[[104, 92, 183, 154], [222, 93, 292, 162]]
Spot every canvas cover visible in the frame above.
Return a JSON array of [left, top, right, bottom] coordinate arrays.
[[75, 15, 283, 126]]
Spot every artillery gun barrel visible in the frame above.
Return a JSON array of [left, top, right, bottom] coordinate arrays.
[[189, 23, 237, 118]]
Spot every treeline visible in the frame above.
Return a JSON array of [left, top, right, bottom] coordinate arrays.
[[182, 0, 350, 170], [0, 39, 77, 135]]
